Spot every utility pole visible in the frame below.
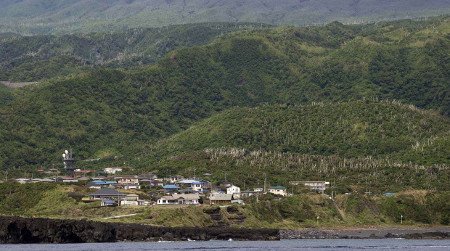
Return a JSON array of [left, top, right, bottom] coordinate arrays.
[[263, 173, 267, 193]]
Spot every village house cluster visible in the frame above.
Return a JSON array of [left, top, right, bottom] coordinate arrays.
[[12, 166, 332, 207]]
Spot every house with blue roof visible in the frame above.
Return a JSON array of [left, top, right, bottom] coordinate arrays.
[[163, 184, 180, 193], [178, 179, 206, 192], [87, 180, 117, 189]]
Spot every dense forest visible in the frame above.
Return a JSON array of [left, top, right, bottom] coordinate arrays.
[[0, 17, 449, 192], [0, 23, 264, 81], [142, 101, 450, 191]]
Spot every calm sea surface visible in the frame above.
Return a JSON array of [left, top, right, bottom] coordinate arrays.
[[1, 239, 449, 251]]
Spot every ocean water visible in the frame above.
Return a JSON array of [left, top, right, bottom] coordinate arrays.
[[1, 239, 449, 251]]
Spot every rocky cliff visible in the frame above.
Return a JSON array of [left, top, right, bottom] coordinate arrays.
[[0, 216, 279, 243]]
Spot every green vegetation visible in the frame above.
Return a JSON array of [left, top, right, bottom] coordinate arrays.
[[152, 101, 449, 161], [0, 0, 449, 34], [0, 17, 449, 180], [143, 101, 449, 192], [0, 183, 447, 227], [0, 182, 59, 215], [0, 85, 13, 106], [0, 23, 264, 81]]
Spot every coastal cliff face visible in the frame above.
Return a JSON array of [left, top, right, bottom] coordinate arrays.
[[0, 216, 279, 244]]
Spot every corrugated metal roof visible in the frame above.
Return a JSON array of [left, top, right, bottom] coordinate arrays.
[[89, 188, 124, 196], [209, 193, 233, 201]]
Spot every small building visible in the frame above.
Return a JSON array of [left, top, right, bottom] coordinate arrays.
[[241, 190, 260, 198], [268, 186, 287, 197], [290, 181, 330, 193], [115, 175, 140, 190], [163, 184, 180, 193], [165, 175, 184, 183], [89, 188, 125, 201], [31, 178, 54, 183], [15, 178, 31, 184], [87, 180, 117, 189], [101, 199, 117, 207], [157, 194, 200, 205], [120, 194, 147, 206], [178, 179, 204, 193], [226, 185, 241, 199], [149, 179, 164, 187], [209, 193, 233, 205], [104, 167, 123, 175], [59, 177, 79, 183], [138, 173, 158, 181], [74, 169, 96, 176]]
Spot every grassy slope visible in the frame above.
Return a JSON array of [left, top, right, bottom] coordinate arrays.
[[0, 183, 448, 227], [0, 0, 449, 34]]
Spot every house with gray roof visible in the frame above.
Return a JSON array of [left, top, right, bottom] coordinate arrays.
[[209, 193, 233, 205], [89, 188, 125, 201]]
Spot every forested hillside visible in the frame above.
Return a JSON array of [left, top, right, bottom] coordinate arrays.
[[153, 102, 450, 163], [0, 17, 449, 178], [141, 101, 449, 191], [0, 0, 449, 34], [0, 23, 263, 81]]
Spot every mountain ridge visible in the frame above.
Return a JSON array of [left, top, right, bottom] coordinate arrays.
[[0, 0, 449, 34]]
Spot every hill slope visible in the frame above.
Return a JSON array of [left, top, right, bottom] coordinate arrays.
[[0, 18, 449, 172], [0, 22, 263, 81], [142, 101, 449, 191], [153, 101, 450, 162], [0, 0, 449, 34]]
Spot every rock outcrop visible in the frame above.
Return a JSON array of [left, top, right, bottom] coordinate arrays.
[[0, 216, 279, 244]]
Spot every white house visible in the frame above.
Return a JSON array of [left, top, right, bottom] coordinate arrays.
[[226, 185, 241, 199], [120, 194, 147, 206], [268, 186, 287, 196], [104, 167, 123, 175], [303, 181, 330, 193], [157, 194, 200, 205], [178, 179, 204, 192], [115, 175, 140, 190], [289, 181, 330, 193]]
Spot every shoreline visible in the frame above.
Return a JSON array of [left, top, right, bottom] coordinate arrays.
[[0, 216, 448, 244], [0, 216, 279, 244], [280, 226, 450, 239]]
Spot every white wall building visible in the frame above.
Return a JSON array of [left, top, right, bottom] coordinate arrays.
[[104, 167, 123, 174], [268, 186, 287, 196], [226, 185, 241, 198], [157, 194, 200, 205]]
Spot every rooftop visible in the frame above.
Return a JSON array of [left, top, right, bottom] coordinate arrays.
[[163, 184, 180, 189], [89, 188, 125, 196], [209, 193, 233, 201], [270, 186, 286, 190], [160, 194, 200, 200]]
